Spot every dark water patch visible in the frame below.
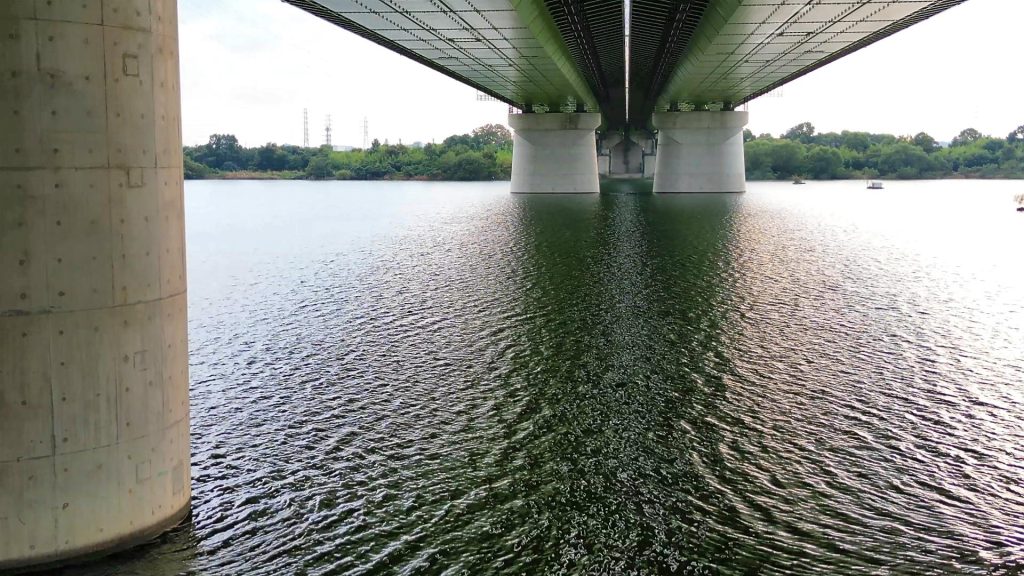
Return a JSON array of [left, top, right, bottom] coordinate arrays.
[[599, 177, 654, 195]]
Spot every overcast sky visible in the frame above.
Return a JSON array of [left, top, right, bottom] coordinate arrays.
[[179, 0, 1022, 147]]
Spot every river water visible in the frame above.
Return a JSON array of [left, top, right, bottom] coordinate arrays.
[[63, 180, 1023, 575]]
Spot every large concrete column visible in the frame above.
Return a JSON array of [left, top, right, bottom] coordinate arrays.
[[509, 112, 601, 193], [0, 1, 190, 570], [652, 111, 748, 193]]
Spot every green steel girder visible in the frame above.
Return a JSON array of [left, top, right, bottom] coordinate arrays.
[[629, 0, 709, 125], [510, 0, 602, 112], [543, 0, 627, 127]]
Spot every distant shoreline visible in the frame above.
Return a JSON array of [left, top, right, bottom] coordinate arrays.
[[188, 172, 1022, 182], [184, 123, 1024, 182], [190, 171, 505, 182]]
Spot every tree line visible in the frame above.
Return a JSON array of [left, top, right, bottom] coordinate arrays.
[[744, 123, 1024, 180], [183, 124, 513, 181], [184, 122, 1024, 181]]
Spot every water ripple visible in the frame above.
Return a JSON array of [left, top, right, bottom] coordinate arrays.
[[58, 180, 1024, 576]]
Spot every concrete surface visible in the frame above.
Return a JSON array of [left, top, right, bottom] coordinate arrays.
[[609, 134, 642, 176], [0, 0, 190, 570], [508, 113, 601, 193], [652, 111, 748, 193]]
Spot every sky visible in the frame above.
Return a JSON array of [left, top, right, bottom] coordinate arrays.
[[178, 0, 1023, 148]]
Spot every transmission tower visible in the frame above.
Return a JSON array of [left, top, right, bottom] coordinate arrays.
[[324, 115, 332, 148], [363, 117, 369, 149], [303, 108, 309, 148]]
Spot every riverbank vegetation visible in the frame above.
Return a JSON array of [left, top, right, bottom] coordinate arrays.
[[184, 122, 1024, 181], [184, 124, 513, 181], [744, 123, 1024, 180]]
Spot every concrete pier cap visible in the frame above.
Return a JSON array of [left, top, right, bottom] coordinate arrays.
[[0, 0, 191, 571], [508, 112, 602, 193], [652, 110, 749, 193]]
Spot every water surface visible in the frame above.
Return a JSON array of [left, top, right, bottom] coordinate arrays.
[[64, 180, 1024, 575]]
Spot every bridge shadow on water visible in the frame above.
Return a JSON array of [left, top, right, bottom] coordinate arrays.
[[449, 191, 753, 573], [599, 177, 655, 196]]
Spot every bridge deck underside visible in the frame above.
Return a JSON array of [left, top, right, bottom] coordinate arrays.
[[282, 0, 606, 117], [283, 0, 966, 130], [646, 0, 968, 114]]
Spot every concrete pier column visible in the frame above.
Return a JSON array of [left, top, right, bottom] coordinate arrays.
[[652, 111, 748, 193], [0, 1, 190, 570], [508, 112, 601, 193]]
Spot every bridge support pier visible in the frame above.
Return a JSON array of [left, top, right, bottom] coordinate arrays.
[[1, 1, 190, 571], [652, 111, 748, 193], [508, 113, 601, 193]]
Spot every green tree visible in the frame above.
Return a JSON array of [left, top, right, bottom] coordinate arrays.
[[744, 140, 775, 180], [471, 124, 512, 148], [783, 122, 816, 144], [805, 146, 844, 179], [815, 132, 842, 148], [255, 143, 289, 172], [911, 132, 938, 154], [198, 133, 246, 169], [876, 143, 932, 178], [495, 149, 513, 178], [442, 133, 474, 149], [839, 131, 871, 153], [282, 145, 313, 171], [441, 151, 493, 180], [769, 139, 806, 177], [951, 128, 983, 147], [183, 156, 210, 179], [999, 146, 1017, 164], [961, 148, 997, 169], [869, 133, 898, 147], [982, 139, 1005, 154], [305, 154, 337, 179]]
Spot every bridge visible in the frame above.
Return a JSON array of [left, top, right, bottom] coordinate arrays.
[[284, 0, 964, 192], [0, 0, 964, 570]]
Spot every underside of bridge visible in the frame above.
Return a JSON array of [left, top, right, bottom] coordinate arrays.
[[281, 0, 967, 192], [636, 0, 968, 115]]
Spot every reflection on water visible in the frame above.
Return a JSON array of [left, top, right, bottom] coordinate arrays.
[[59, 180, 1024, 575]]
